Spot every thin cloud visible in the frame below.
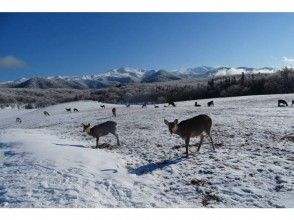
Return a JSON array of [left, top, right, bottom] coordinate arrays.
[[0, 55, 27, 69], [282, 56, 294, 68]]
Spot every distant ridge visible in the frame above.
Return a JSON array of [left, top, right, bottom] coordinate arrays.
[[0, 66, 276, 89]]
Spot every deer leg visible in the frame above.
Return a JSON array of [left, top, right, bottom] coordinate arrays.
[[113, 132, 120, 146], [185, 137, 190, 158], [197, 134, 204, 152], [96, 137, 99, 148], [208, 134, 215, 151]]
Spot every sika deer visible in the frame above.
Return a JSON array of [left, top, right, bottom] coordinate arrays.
[[164, 114, 215, 157], [82, 121, 120, 148], [112, 108, 116, 117], [43, 111, 50, 116]]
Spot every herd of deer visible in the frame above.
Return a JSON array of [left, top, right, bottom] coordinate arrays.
[[14, 98, 292, 157]]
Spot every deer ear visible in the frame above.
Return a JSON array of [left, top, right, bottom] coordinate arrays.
[[174, 119, 178, 124], [164, 119, 169, 125]]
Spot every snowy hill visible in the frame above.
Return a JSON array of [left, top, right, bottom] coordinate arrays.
[[0, 66, 276, 89], [0, 94, 293, 207]]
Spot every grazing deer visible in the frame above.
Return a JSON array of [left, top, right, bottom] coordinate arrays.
[[164, 114, 215, 157], [73, 108, 79, 112], [16, 117, 22, 123], [168, 101, 176, 107], [112, 108, 116, 117], [142, 103, 147, 108], [207, 101, 214, 107], [100, 105, 105, 109], [126, 104, 130, 107], [82, 121, 120, 148], [154, 105, 159, 108], [43, 111, 50, 116], [278, 99, 288, 107], [65, 108, 71, 112], [195, 102, 201, 107]]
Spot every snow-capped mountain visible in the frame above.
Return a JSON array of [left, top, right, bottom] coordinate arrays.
[[0, 66, 276, 89]]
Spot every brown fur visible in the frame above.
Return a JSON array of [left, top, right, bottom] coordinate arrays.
[[82, 121, 120, 148], [164, 114, 215, 157]]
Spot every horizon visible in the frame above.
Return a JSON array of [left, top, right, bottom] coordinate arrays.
[[1, 13, 294, 81]]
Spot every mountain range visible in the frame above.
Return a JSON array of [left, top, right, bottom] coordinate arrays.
[[0, 66, 275, 89]]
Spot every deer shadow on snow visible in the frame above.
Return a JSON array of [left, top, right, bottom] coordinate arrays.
[[128, 156, 184, 176]]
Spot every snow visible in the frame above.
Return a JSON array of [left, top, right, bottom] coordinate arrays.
[[0, 94, 293, 207]]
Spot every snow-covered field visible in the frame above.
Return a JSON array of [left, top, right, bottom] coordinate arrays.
[[0, 94, 293, 208]]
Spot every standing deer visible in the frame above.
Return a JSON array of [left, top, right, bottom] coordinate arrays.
[[65, 108, 71, 112], [100, 105, 105, 109], [164, 114, 215, 157], [43, 111, 50, 116], [73, 108, 79, 112], [195, 102, 201, 107], [278, 99, 288, 107], [168, 101, 176, 107], [112, 108, 116, 117], [207, 101, 214, 107], [82, 121, 120, 148], [16, 117, 22, 123]]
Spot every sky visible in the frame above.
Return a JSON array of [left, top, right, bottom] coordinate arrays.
[[1, 13, 294, 81]]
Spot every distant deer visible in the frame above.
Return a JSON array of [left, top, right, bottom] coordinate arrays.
[[142, 103, 147, 108], [278, 99, 288, 107], [168, 101, 176, 107], [65, 108, 71, 112], [112, 108, 116, 117], [16, 117, 22, 123], [73, 108, 79, 112], [100, 105, 105, 109], [126, 104, 130, 107], [292, 100, 294, 106], [164, 114, 215, 157], [43, 111, 50, 116], [207, 101, 214, 107], [82, 121, 120, 148], [154, 105, 159, 108], [195, 102, 201, 107]]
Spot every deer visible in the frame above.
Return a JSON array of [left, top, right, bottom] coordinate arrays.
[[65, 108, 71, 112], [43, 111, 50, 116], [164, 114, 215, 158], [112, 108, 116, 117], [100, 105, 105, 109], [207, 101, 214, 107], [82, 121, 120, 148], [278, 99, 288, 107], [154, 105, 159, 108], [168, 101, 176, 107], [142, 103, 147, 108], [73, 108, 79, 112], [16, 117, 22, 123], [292, 100, 294, 106], [195, 102, 201, 107]]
